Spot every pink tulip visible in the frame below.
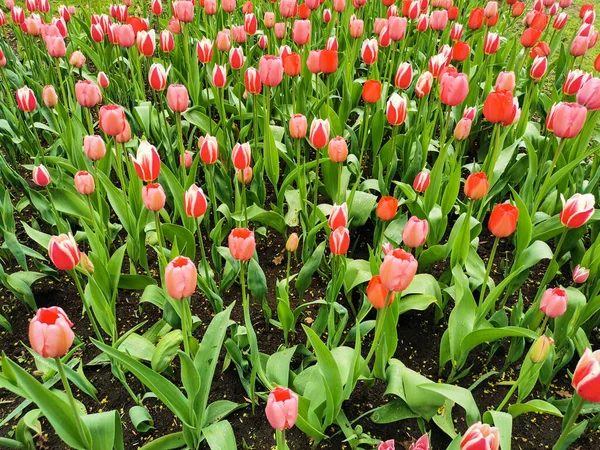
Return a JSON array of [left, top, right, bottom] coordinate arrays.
[[222, 0, 236, 12], [32, 164, 51, 187], [306, 50, 321, 73], [29, 307, 74, 358], [48, 233, 81, 270], [328, 203, 348, 230], [75, 80, 102, 108], [577, 78, 600, 110], [83, 135, 106, 160], [415, 71, 433, 98], [387, 93, 407, 125], [228, 47, 244, 70], [454, 116, 473, 140], [167, 84, 189, 112], [231, 25, 247, 44], [197, 38, 213, 63], [460, 422, 500, 450], [310, 118, 330, 148], [530, 55, 548, 80], [173, 0, 194, 22], [563, 70, 591, 96], [289, 114, 308, 139], [74, 171, 95, 195], [16, 86, 37, 112], [244, 13, 257, 35], [540, 287, 568, 318], [495, 71, 516, 92], [440, 72, 469, 106], [131, 141, 161, 182], [560, 193, 595, 228], [292, 19, 311, 45], [116, 120, 132, 144], [200, 134, 219, 164], [572, 348, 600, 402], [42, 85, 58, 108], [410, 434, 430, 450], [274, 22, 286, 39], [69, 50, 86, 68], [45, 34, 67, 57], [142, 183, 166, 211], [379, 248, 418, 292], [413, 170, 430, 192], [181, 151, 193, 168], [484, 32, 500, 54], [264, 12, 275, 28], [573, 265, 590, 283], [237, 167, 253, 184], [330, 226, 350, 255], [259, 55, 283, 87], [328, 136, 348, 163], [334, 0, 346, 12], [430, 10, 448, 30], [98, 72, 109, 89], [99, 104, 127, 136], [378, 440, 395, 450], [265, 387, 298, 430], [279, 0, 297, 18], [402, 217, 429, 248], [546, 102, 587, 138], [184, 184, 208, 218], [168, 18, 181, 34], [388, 16, 407, 41], [165, 256, 197, 299], [323, 9, 332, 22], [349, 15, 364, 38], [137, 30, 156, 56], [571, 36, 588, 56], [229, 228, 256, 260], [116, 24, 135, 47], [232, 142, 252, 170]]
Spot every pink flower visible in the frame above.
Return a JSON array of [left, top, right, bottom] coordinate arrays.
[[130, 141, 161, 182], [184, 184, 208, 218], [439, 72, 469, 106], [228, 228, 256, 261], [167, 84, 189, 112], [560, 193, 595, 228], [75, 80, 102, 108], [258, 55, 283, 87], [410, 434, 430, 450], [402, 217, 429, 248], [142, 183, 166, 211], [265, 387, 299, 430], [328, 203, 348, 230], [577, 78, 600, 111], [29, 307, 74, 358], [540, 287, 568, 318], [379, 248, 418, 292], [309, 118, 330, 148], [573, 265, 590, 283], [572, 348, 600, 402], [74, 171, 95, 195], [413, 170, 430, 192], [232, 142, 252, 170], [165, 256, 197, 299], [378, 440, 395, 450], [546, 102, 587, 138], [460, 422, 500, 450], [99, 104, 127, 136], [330, 226, 350, 255], [328, 136, 348, 163], [48, 233, 81, 270], [32, 164, 51, 186]]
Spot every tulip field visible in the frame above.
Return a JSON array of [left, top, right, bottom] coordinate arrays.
[[3, 0, 600, 448]]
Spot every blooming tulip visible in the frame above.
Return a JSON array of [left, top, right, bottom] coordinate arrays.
[[460, 422, 499, 450], [29, 307, 74, 358], [379, 248, 418, 291], [367, 276, 395, 309], [244, 67, 262, 94], [378, 440, 395, 450], [577, 78, 600, 110], [488, 204, 519, 238], [142, 183, 166, 211], [74, 171, 95, 195], [573, 265, 590, 284], [290, 114, 308, 139], [377, 197, 398, 221], [48, 233, 81, 270], [131, 141, 161, 182], [452, 42, 470, 62], [403, 216, 429, 247], [99, 104, 127, 136], [229, 228, 256, 260], [415, 72, 433, 98], [16, 86, 37, 112], [362, 80, 382, 103], [32, 164, 51, 187], [75, 80, 102, 108], [546, 102, 587, 138], [149, 63, 167, 91], [395, 63, 413, 89], [387, 93, 407, 126], [165, 256, 197, 299], [167, 84, 189, 112], [329, 203, 348, 229], [212, 64, 227, 88], [137, 30, 155, 56], [259, 55, 283, 87], [560, 193, 595, 228], [265, 387, 298, 430], [42, 85, 58, 108], [200, 134, 219, 164], [464, 172, 489, 200], [310, 118, 330, 148], [409, 434, 430, 450], [440, 72, 469, 106], [483, 90, 514, 124], [572, 348, 600, 402], [361, 39, 378, 64], [540, 287, 568, 318], [563, 70, 591, 95]]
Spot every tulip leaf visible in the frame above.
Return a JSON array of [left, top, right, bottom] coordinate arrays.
[[129, 406, 154, 433], [80, 410, 124, 450], [482, 410, 512, 450], [264, 123, 279, 188], [295, 240, 326, 299], [151, 330, 183, 373], [508, 399, 563, 418], [343, 258, 372, 293], [203, 420, 237, 450], [139, 432, 185, 449]]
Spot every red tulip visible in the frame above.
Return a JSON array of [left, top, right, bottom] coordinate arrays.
[[367, 276, 395, 309], [151, 0, 162, 15], [553, 12, 567, 29], [310, 118, 330, 148], [379, 248, 418, 292], [196, 38, 213, 63], [468, 8, 484, 29], [99, 104, 127, 136], [48, 233, 81, 270], [244, 67, 262, 94], [16, 86, 37, 112], [488, 203, 519, 238], [377, 196, 398, 221], [484, 32, 500, 54], [483, 90, 514, 124], [160, 30, 174, 52], [229, 228, 256, 260], [165, 256, 197, 299], [415, 71, 433, 98], [460, 422, 499, 450], [464, 172, 489, 200], [512, 2, 525, 16], [320, 50, 338, 74], [232, 142, 252, 170], [530, 55, 547, 80], [98, 72, 109, 89], [265, 387, 298, 430], [32, 164, 51, 187], [328, 203, 348, 229], [142, 183, 166, 211], [521, 27, 541, 47], [137, 30, 155, 56], [199, 134, 219, 164], [416, 14, 428, 32], [244, 13, 257, 35], [290, 114, 308, 139], [361, 39, 378, 64], [563, 70, 591, 95], [362, 80, 382, 103], [450, 23, 464, 41], [184, 184, 208, 218], [131, 141, 161, 182], [452, 42, 470, 62], [540, 287, 568, 318], [413, 170, 430, 192], [387, 93, 407, 126], [330, 226, 350, 255], [149, 63, 167, 91], [75, 80, 102, 108], [74, 171, 95, 195], [402, 216, 428, 247], [560, 193, 595, 228], [572, 348, 600, 402], [29, 307, 74, 358], [395, 62, 413, 89], [212, 64, 227, 88]]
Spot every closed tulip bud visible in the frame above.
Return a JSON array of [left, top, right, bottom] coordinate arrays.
[[464, 172, 489, 200], [183, 184, 208, 218], [468, 8, 484, 29], [572, 348, 600, 402], [258, 35, 268, 49], [571, 36, 588, 57], [394, 63, 413, 89], [75, 80, 102, 108], [115, 120, 131, 144], [160, 30, 175, 52], [323, 8, 332, 22], [495, 71, 516, 92], [580, 3, 594, 18], [334, 0, 346, 12], [173, 0, 194, 22], [264, 11, 275, 28], [215, 30, 231, 52], [26, 0, 36, 12], [91, 23, 105, 42], [375, 18, 388, 35], [265, 387, 298, 430], [199, 134, 219, 164], [388, 16, 406, 41], [131, 141, 161, 182], [0, 49, 5, 67], [137, 30, 156, 56], [416, 14, 429, 32], [280, 0, 298, 17], [530, 335, 554, 364], [229, 227, 256, 260], [83, 135, 106, 160], [521, 28, 541, 48], [80, 252, 94, 274], [274, 22, 286, 39], [362, 80, 382, 103], [99, 104, 126, 136], [243, 13, 257, 35], [32, 164, 51, 187], [484, 32, 500, 54], [290, 114, 308, 139], [560, 193, 595, 228], [483, 90, 515, 124], [232, 142, 252, 170], [330, 226, 350, 255], [413, 170, 430, 192], [306, 50, 321, 73], [16, 86, 37, 112], [387, 93, 407, 126], [148, 63, 167, 91], [328, 136, 348, 163], [577, 78, 600, 110], [553, 12, 567, 30], [530, 41, 551, 58], [379, 248, 418, 291], [430, 10, 448, 30], [415, 71, 433, 98], [452, 42, 470, 62], [403, 216, 429, 247], [460, 422, 499, 450], [11, 6, 24, 24], [292, 19, 310, 45], [74, 170, 95, 195], [165, 256, 197, 299], [167, 84, 189, 112], [231, 26, 246, 44], [563, 70, 591, 95], [212, 64, 227, 88], [547, 102, 587, 138], [488, 203, 519, 238], [361, 39, 378, 64], [29, 307, 74, 358], [142, 183, 166, 211], [530, 55, 547, 80], [286, 233, 299, 252], [48, 233, 81, 270], [512, 2, 525, 17], [454, 117, 473, 140], [450, 23, 464, 42], [116, 24, 135, 47], [237, 167, 253, 184], [320, 50, 338, 74], [367, 276, 395, 309], [540, 287, 568, 318], [244, 67, 262, 94], [408, 434, 429, 450], [259, 55, 283, 87], [573, 265, 590, 283], [42, 85, 58, 108], [282, 52, 301, 77], [329, 203, 348, 229], [97, 72, 109, 89], [152, 0, 162, 15], [349, 15, 364, 38], [439, 72, 469, 106], [222, 0, 236, 12], [379, 27, 392, 48], [377, 196, 399, 221], [310, 118, 330, 148], [327, 38, 339, 51], [227, 47, 243, 70]]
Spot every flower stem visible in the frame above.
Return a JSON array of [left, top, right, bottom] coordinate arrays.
[[365, 291, 393, 369], [55, 356, 90, 449], [553, 396, 586, 450], [479, 236, 499, 306]]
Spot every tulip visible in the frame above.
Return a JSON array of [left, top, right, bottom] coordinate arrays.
[[232, 142, 252, 170], [379, 248, 418, 291], [258, 35, 268, 49], [82, 135, 106, 161], [377, 197, 399, 221], [75, 80, 102, 108], [329, 224, 350, 255], [540, 287, 568, 318], [244, 13, 257, 35], [69, 51, 86, 69], [546, 102, 587, 138], [42, 85, 58, 108], [530, 56, 547, 81], [96, 72, 109, 90], [231, 26, 247, 44], [310, 118, 330, 148], [468, 8, 485, 29], [409, 434, 430, 450], [334, 0, 346, 12], [521, 27, 541, 48], [560, 193, 595, 228], [395, 63, 413, 89], [265, 387, 298, 430], [165, 256, 197, 299], [237, 167, 253, 184], [577, 78, 600, 111], [116, 121, 132, 144], [349, 16, 364, 38], [151, 0, 162, 15], [454, 116, 473, 140], [29, 307, 74, 358], [148, 63, 167, 91], [529, 335, 554, 364], [460, 423, 499, 450], [362, 80, 382, 103], [282, 52, 301, 77], [292, 19, 310, 46], [32, 164, 51, 187], [488, 204, 519, 238], [439, 72, 469, 106], [274, 22, 286, 39], [74, 171, 95, 195], [306, 50, 321, 73], [450, 23, 464, 41], [403, 217, 429, 247], [571, 36, 588, 57], [495, 72, 516, 92], [415, 72, 433, 98], [328, 203, 348, 230], [413, 170, 430, 192], [228, 47, 244, 71], [99, 104, 126, 136], [388, 16, 406, 41], [290, 114, 308, 139], [200, 134, 219, 164], [553, 12, 567, 29], [259, 55, 284, 87], [377, 440, 395, 450], [452, 42, 470, 62], [115, 24, 135, 48], [48, 233, 81, 270], [483, 90, 514, 124], [137, 30, 155, 56], [180, 151, 193, 169], [572, 348, 600, 402], [280, 0, 297, 17], [367, 276, 395, 309], [264, 12, 275, 28], [131, 141, 161, 182], [320, 50, 338, 75], [244, 67, 262, 94], [430, 10, 448, 30], [212, 64, 227, 88], [167, 84, 189, 112], [387, 93, 407, 126], [563, 70, 591, 95], [229, 228, 256, 260], [16, 86, 37, 112], [173, 0, 194, 22], [464, 172, 489, 200], [328, 137, 348, 163], [286, 233, 299, 252], [361, 39, 378, 64], [160, 30, 174, 52], [142, 183, 166, 211], [573, 265, 590, 284], [416, 14, 428, 32], [484, 32, 500, 54]]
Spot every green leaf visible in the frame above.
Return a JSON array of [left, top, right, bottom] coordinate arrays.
[[81, 411, 124, 450], [266, 346, 297, 387], [264, 124, 279, 188], [418, 383, 480, 425], [482, 410, 512, 450], [162, 224, 196, 260], [343, 259, 372, 293], [129, 406, 154, 432], [151, 330, 183, 373], [370, 399, 419, 424], [296, 241, 326, 298], [508, 399, 563, 418], [203, 420, 237, 450], [232, 204, 287, 236], [140, 432, 185, 450], [118, 334, 155, 362]]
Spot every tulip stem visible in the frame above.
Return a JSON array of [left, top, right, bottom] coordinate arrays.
[[479, 236, 499, 307], [365, 291, 393, 371], [496, 376, 522, 412], [553, 396, 586, 450], [85, 108, 94, 135], [154, 211, 166, 261], [70, 269, 103, 343], [534, 138, 567, 213], [55, 356, 90, 449], [276, 429, 287, 450], [196, 218, 218, 310], [44, 186, 63, 233], [240, 261, 259, 412], [179, 297, 191, 356]]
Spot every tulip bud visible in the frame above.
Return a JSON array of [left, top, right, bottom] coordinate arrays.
[[328, 136, 348, 163], [329, 203, 348, 229], [232, 142, 252, 170], [42, 85, 58, 108], [387, 93, 407, 126], [402, 216, 429, 247], [131, 141, 161, 182], [237, 167, 253, 184], [265, 387, 299, 430], [379, 248, 418, 292], [48, 233, 81, 270], [290, 114, 308, 139], [165, 256, 197, 299], [460, 422, 499, 450], [149, 63, 167, 91], [212, 64, 227, 88], [395, 62, 413, 89], [464, 172, 489, 200], [367, 275, 395, 309], [32, 164, 51, 187], [529, 335, 554, 364], [309, 118, 330, 148], [229, 228, 256, 260], [83, 135, 106, 160], [160, 30, 174, 52], [540, 287, 568, 318], [99, 104, 127, 136], [415, 71, 433, 98], [361, 39, 378, 64], [16, 86, 37, 112], [167, 84, 189, 112], [286, 233, 299, 252], [80, 252, 94, 274], [413, 170, 430, 192], [573, 265, 590, 284], [488, 203, 519, 238], [200, 134, 219, 164], [330, 226, 350, 255], [377, 196, 399, 221], [560, 193, 595, 228], [29, 307, 74, 358], [184, 184, 208, 218], [74, 170, 95, 195]]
